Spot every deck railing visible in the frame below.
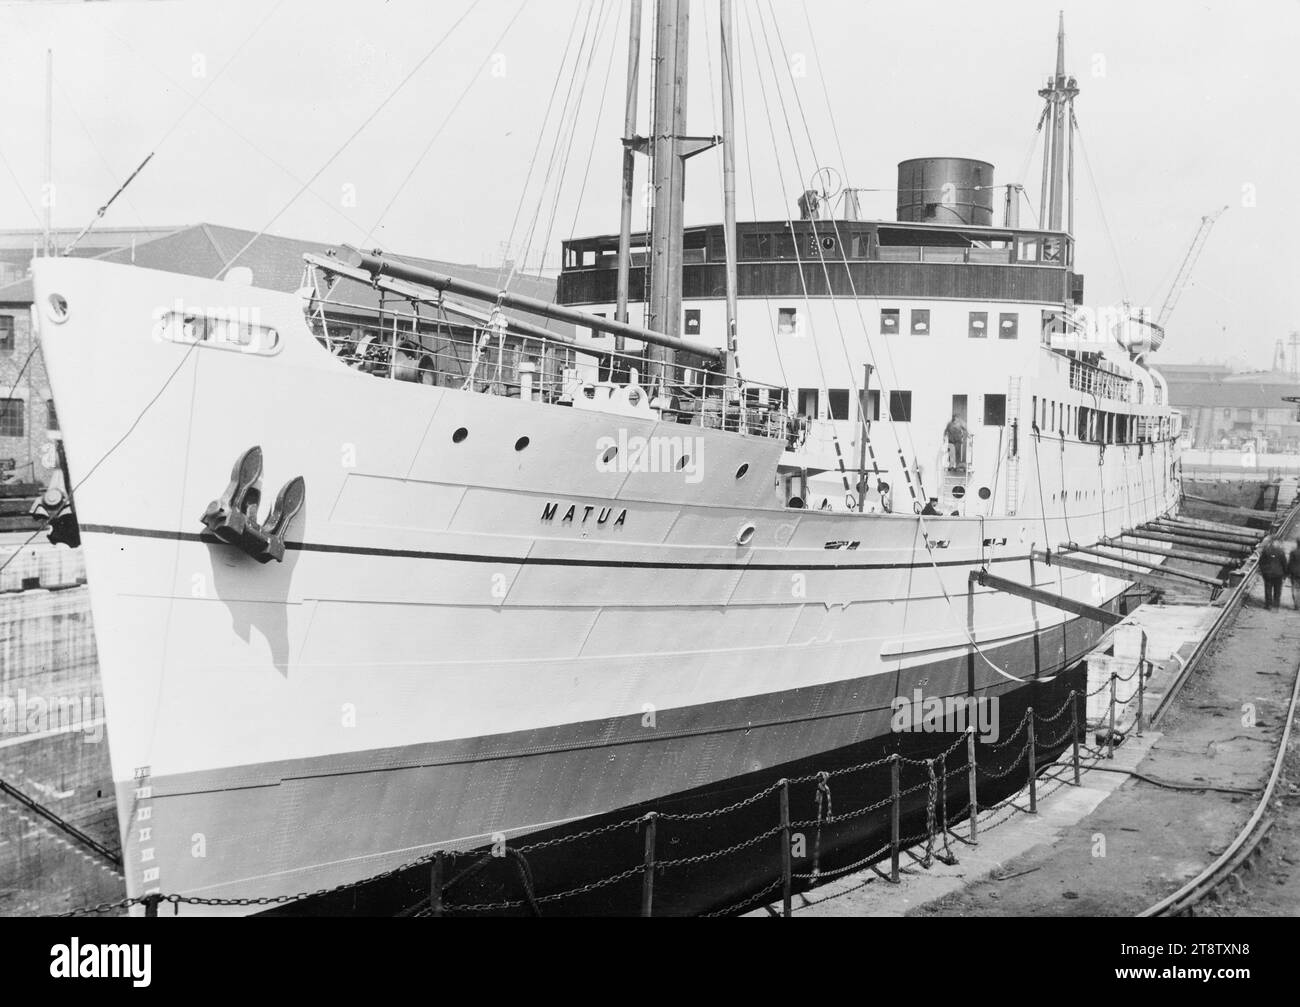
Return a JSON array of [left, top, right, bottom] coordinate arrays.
[[1068, 357, 1134, 403], [302, 289, 794, 443]]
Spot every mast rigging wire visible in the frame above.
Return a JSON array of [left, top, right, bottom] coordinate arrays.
[[364, 1, 529, 247], [763, 0, 1089, 683], [529, 0, 618, 299], [1072, 112, 1130, 301], [505, 0, 603, 292], [215, 0, 484, 279], [51, 0, 289, 253], [495, 0, 591, 289]]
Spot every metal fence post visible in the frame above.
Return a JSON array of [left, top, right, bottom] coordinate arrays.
[[430, 851, 445, 918], [1071, 690, 1081, 786], [1136, 633, 1148, 737], [890, 754, 901, 882], [1027, 709, 1037, 814], [779, 779, 792, 917], [641, 812, 657, 918], [966, 727, 979, 843], [1108, 672, 1117, 759]]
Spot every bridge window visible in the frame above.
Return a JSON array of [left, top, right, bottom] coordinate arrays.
[[968, 311, 988, 338], [741, 232, 770, 259], [881, 308, 900, 334], [889, 390, 913, 422], [684, 308, 701, 336], [828, 389, 850, 421], [999, 312, 1019, 339], [798, 388, 819, 418], [859, 389, 881, 421], [910, 309, 930, 335], [778, 307, 799, 336], [984, 394, 1006, 426]]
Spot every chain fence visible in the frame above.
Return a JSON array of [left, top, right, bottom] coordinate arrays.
[[52, 672, 1148, 919]]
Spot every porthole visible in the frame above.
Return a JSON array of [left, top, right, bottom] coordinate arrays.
[[452, 427, 468, 444], [602, 444, 618, 465], [735, 463, 749, 480], [515, 436, 530, 452], [951, 485, 966, 499], [737, 523, 757, 546], [45, 293, 68, 324], [978, 486, 991, 500]]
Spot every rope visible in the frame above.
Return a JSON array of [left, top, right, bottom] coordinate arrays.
[[502, 0, 603, 291], [364, 1, 529, 247], [215, 0, 484, 278], [493, 1, 587, 289]]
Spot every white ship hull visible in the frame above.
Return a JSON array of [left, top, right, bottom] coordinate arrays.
[[31, 257, 1180, 914]]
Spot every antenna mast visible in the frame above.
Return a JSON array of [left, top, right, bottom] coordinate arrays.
[[1037, 13, 1079, 232]]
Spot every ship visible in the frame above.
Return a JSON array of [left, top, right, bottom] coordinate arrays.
[[28, 4, 1181, 915]]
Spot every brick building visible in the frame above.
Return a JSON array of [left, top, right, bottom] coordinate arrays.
[[1160, 362, 1300, 452]]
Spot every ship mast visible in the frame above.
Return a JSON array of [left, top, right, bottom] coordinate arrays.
[[1037, 12, 1079, 233], [642, 0, 721, 382], [719, 0, 739, 384], [615, 0, 642, 338]]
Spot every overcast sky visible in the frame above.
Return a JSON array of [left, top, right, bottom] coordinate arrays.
[[0, 0, 1296, 369]]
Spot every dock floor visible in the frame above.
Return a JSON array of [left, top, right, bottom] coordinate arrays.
[[749, 577, 1300, 917]]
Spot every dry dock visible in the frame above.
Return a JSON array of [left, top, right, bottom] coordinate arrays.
[[748, 490, 1300, 918], [0, 532, 123, 916]]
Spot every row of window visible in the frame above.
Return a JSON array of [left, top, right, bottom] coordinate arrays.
[[1031, 394, 1168, 444], [794, 388, 1008, 427], [879, 308, 1021, 339], [0, 398, 58, 438], [772, 307, 1031, 340], [600, 306, 1062, 343]]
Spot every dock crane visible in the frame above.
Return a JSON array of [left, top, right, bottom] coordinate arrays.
[[1156, 205, 1228, 327]]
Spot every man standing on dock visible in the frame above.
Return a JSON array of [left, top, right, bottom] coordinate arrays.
[[1288, 538, 1300, 610], [1259, 536, 1288, 610]]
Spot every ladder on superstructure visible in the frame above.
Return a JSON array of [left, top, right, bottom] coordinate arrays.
[[1004, 376, 1022, 515]]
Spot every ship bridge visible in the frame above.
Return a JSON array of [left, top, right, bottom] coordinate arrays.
[[557, 217, 1083, 309]]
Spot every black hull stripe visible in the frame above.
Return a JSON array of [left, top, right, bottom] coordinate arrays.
[[78, 522, 1056, 572]]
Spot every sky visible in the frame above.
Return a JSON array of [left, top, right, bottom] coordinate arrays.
[[0, 0, 1296, 369]]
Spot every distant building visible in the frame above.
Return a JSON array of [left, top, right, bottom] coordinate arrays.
[[0, 223, 565, 489], [1161, 362, 1300, 451]]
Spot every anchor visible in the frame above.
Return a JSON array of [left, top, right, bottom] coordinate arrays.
[[200, 446, 305, 563]]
